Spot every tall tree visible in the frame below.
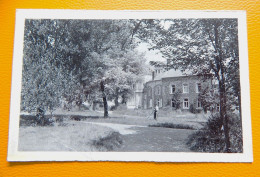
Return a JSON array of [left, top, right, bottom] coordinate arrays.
[[21, 19, 81, 124], [80, 20, 148, 117]]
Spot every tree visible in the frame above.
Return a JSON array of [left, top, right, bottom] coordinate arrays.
[[80, 20, 148, 117], [142, 19, 239, 152], [21, 19, 81, 125]]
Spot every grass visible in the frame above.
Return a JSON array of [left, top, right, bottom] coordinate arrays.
[[19, 107, 208, 152], [21, 107, 208, 128], [18, 119, 122, 151]]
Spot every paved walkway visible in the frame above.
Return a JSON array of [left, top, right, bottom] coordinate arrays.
[[84, 122, 195, 152]]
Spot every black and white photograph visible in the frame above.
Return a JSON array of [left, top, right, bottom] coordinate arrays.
[[8, 10, 252, 162]]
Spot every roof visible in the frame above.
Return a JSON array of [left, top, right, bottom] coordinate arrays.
[[153, 69, 192, 81]]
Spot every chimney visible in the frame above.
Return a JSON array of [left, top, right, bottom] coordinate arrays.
[[152, 71, 155, 81]]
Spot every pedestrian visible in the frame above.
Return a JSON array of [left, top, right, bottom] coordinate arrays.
[[154, 104, 159, 120]]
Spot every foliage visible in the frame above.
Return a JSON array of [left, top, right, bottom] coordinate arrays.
[[75, 20, 149, 116], [21, 20, 81, 114], [21, 19, 148, 120], [198, 86, 219, 112], [187, 113, 243, 153], [170, 89, 182, 109]]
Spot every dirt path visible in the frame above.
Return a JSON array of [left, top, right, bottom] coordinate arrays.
[[84, 121, 195, 152]]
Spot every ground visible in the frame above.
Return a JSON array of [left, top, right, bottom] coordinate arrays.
[[19, 109, 207, 152]]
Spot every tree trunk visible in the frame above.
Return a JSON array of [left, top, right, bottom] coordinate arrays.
[[121, 93, 127, 104], [213, 21, 231, 153], [114, 88, 119, 109], [100, 81, 109, 118], [92, 101, 96, 111], [36, 107, 45, 126], [218, 78, 231, 152]]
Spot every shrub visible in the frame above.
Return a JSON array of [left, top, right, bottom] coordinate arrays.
[[20, 114, 54, 126], [110, 105, 117, 111], [187, 113, 243, 153], [92, 132, 123, 151], [70, 115, 103, 121], [189, 104, 196, 114], [149, 123, 195, 130]]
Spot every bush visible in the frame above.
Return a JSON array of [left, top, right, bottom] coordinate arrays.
[[149, 123, 195, 130], [70, 115, 103, 121], [110, 105, 117, 111], [20, 114, 54, 126], [187, 113, 243, 153], [189, 104, 196, 114], [92, 132, 123, 151]]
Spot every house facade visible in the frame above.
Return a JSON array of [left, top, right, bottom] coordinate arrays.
[[142, 69, 212, 111], [127, 75, 152, 109]]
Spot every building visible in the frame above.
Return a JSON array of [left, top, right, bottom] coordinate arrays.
[[127, 75, 152, 109], [126, 62, 165, 109], [142, 69, 212, 111]]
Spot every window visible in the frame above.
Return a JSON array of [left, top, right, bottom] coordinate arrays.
[[156, 98, 162, 108], [171, 99, 175, 108], [149, 99, 153, 108], [148, 88, 152, 96], [183, 98, 189, 109], [170, 85, 176, 94], [196, 83, 202, 93], [156, 86, 161, 95], [197, 99, 202, 108], [183, 84, 189, 93]]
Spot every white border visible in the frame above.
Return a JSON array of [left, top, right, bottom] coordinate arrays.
[[7, 10, 253, 162]]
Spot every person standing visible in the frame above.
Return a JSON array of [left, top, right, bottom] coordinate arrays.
[[154, 104, 159, 120]]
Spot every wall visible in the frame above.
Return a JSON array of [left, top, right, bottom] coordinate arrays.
[[162, 76, 210, 111]]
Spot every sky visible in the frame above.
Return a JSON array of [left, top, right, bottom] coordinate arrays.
[[136, 20, 173, 64], [136, 42, 166, 64]]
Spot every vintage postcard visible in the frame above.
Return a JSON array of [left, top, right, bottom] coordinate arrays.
[[7, 10, 253, 162]]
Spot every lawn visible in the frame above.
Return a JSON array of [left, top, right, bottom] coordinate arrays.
[[77, 110, 207, 130], [18, 120, 122, 151], [18, 109, 205, 152]]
